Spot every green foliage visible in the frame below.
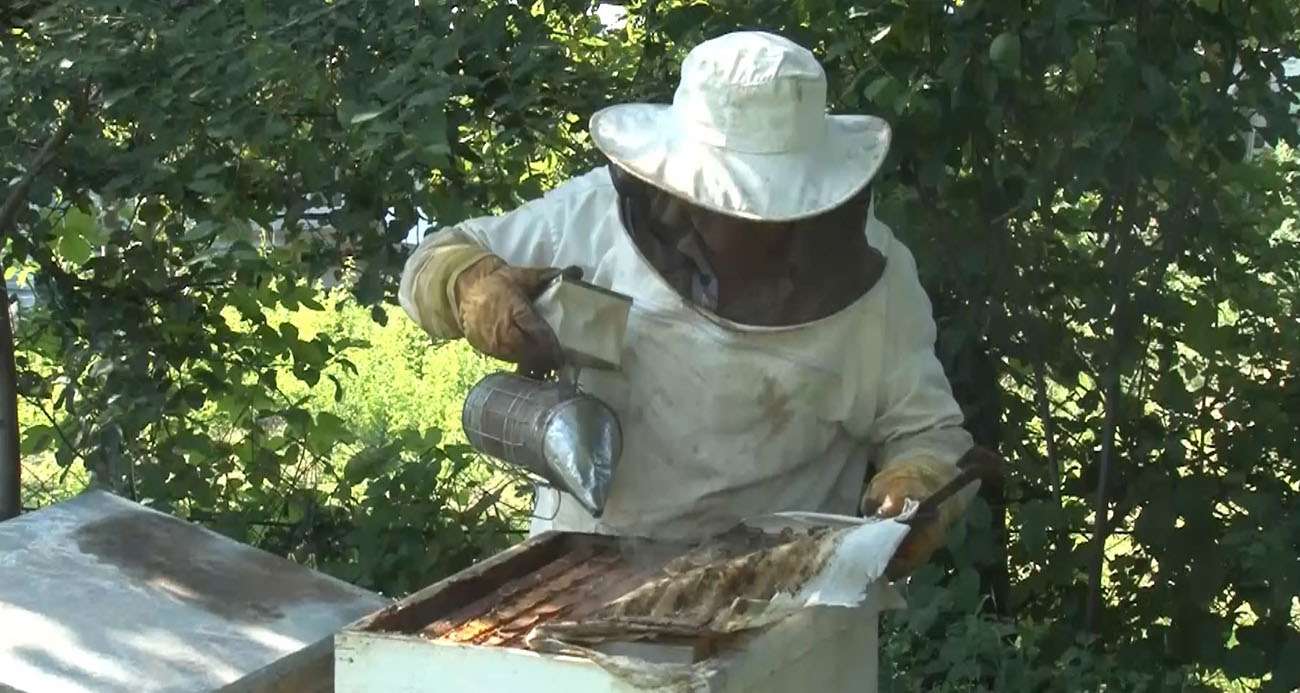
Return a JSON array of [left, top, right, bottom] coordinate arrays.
[[627, 0, 1300, 688], [882, 617, 1201, 691], [275, 299, 496, 439], [225, 296, 526, 596], [14, 276, 524, 595], [3, 0, 1299, 689], [1, 0, 607, 593]]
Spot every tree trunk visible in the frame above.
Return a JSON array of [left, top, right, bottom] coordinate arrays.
[[0, 281, 18, 520], [942, 337, 1009, 614], [1084, 355, 1122, 633], [0, 99, 87, 520], [1084, 199, 1137, 634]]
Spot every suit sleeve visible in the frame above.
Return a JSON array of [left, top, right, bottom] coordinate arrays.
[[866, 235, 973, 473], [397, 183, 571, 340]]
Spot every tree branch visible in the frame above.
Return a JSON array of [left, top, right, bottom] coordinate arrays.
[[1084, 182, 1152, 633], [1034, 358, 1063, 510], [0, 118, 77, 243], [1033, 354, 1073, 571], [17, 392, 85, 464], [629, 0, 660, 86], [1084, 307, 1127, 633]]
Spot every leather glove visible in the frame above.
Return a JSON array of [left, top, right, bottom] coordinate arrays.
[[454, 254, 579, 376], [861, 456, 962, 580]]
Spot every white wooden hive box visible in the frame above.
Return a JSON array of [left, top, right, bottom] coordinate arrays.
[[334, 530, 887, 693]]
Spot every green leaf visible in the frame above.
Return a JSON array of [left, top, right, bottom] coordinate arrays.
[[182, 220, 221, 242], [58, 232, 94, 265], [21, 424, 56, 455], [1072, 47, 1097, 82], [349, 110, 384, 126], [408, 88, 449, 109], [186, 178, 226, 197], [138, 200, 167, 224], [344, 446, 397, 483], [315, 411, 350, 441], [249, 447, 280, 486], [1134, 490, 1177, 548], [59, 206, 103, 243], [282, 407, 312, 431], [661, 3, 713, 43], [864, 75, 906, 114], [865, 75, 896, 103], [244, 0, 266, 26], [989, 32, 1021, 73]]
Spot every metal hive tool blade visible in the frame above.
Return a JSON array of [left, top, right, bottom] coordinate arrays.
[[529, 506, 917, 652]]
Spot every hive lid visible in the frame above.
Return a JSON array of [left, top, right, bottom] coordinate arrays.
[[0, 490, 388, 693]]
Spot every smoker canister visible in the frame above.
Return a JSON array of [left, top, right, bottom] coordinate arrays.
[[462, 372, 622, 517]]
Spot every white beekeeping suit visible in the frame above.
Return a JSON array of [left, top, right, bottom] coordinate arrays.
[[399, 30, 979, 578]]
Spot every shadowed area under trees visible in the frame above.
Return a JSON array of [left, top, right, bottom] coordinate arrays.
[[1, 0, 1298, 690]]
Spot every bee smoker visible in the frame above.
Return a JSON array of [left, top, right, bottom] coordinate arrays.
[[461, 276, 632, 517]]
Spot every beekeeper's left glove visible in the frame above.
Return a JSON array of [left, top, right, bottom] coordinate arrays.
[[860, 456, 964, 580]]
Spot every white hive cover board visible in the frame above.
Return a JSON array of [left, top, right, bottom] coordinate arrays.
[[0, 490, 387, 693]]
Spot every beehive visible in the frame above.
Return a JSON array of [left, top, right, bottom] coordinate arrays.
[[334, 525, 897, 693]]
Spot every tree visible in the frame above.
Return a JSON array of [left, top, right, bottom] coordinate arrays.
[[623, 0, 1299, 687], [0, 0, 613, 585]]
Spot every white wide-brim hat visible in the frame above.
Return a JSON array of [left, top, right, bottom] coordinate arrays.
[[590, 31, 891, 223]]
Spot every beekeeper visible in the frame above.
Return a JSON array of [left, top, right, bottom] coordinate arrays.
[[399, 31, 978, 578]]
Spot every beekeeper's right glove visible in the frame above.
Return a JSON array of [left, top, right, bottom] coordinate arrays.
[[454, 254, 577, 376], [861, 456, 963, 580]]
